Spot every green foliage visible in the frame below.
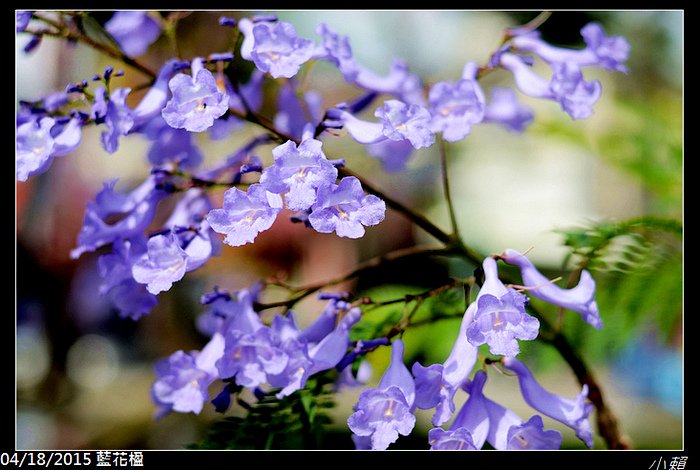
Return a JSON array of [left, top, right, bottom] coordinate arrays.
[[191, 374, 335, 450], [556, 216, 682, 359]]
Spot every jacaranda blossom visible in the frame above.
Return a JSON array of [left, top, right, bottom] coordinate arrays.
[[206, 183, 283, 247], [466, 256, 540, 357], [105, 11, 162, 57], [428, 370, 489, 450], [16, 116, 82, 181], [162, 57, 229, 132], [259, 138, 338, 211], [512, 22, 630, 73], [347, 339, 416, 450], [499, 248, 602, 329], [483, 396, 562, 450], [503, 357, 594, 448], [413, 300, 479, 426], [499, 52, 602, 120], [91, 85, 134, 153], [427, 63, 486, 142], [152, 332, 224, 416], [242, 19, 315, 78], [308, 177, 386, 239]]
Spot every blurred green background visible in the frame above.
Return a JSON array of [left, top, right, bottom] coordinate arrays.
[[16, 10, 682, 450]]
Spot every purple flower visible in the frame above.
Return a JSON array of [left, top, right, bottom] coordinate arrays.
[[483, 396, 561, 450], [259, 138, 338, 211], [71, 176, 166, 259], [131, 59, 190, 129], [162, 57, 229, 132], [375, 100, 435, 149], [152, 332, 225, 415], [347, 339, 416, 450], [499, 248, 602, 329], [218, 328, 288, 389], [308, 177, 385, 239], [267, 307, 361, 399], [16, 11, 32, 32], [355, 59, 425, 105], [91, 86, 134, 153], [365, 139, 414, 173], [483, 87, 534, 132], [306, 307, 361, 376], [97, 236, 158, 320], [503, 357, 594, 448], [428, 64, 486, 141], [315, 23, 359, 81], [131, 199, 214, 295], [273, 80, 324, 140], [413, 301, 479, 426], [428, 370, 489, 450], [348, 387, 416, 450], [206, 183, 283, 247], [16, 116, 82, 182], [105, 11, 162, 57], [512, 22, 630, 73], [327, 99, 434, 149], [131, 233, 189, 295], [144, 118, 203, 168], [212, 289, 290, 388], [244, 20, 315, 78], [499, 53, 601, 120], [466, 257, 540, 357]]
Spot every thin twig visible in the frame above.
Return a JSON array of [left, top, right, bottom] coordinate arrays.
[[438, 136, 460, 239]]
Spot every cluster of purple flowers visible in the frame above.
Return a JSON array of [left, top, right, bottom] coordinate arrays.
[[152, 289, 366, 415], [16, 11, 628, 450], [149, 249, 600, 450], [348, 251, 598, 450]]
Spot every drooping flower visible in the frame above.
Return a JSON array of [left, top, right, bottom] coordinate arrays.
[[308, 177, 386, 239], [151, 332, 225, 416], [326, 99, 434, 149], [241, 19, 315, 79], [499, 52, 602, 120], [16, 116, 82, 181], [215, 289, 289, 389], [427, 63, 486, 142], [466, 256, 540, 357], [105, 11, 162, 57], [273, 80, 324, 140], [512, 22, 630, 73], [428, 370, 489, 450], [314, 22, 359, 81], [144, 117, 203, 168], [206, 183, 283, 247], [483, 396, 562, 450], [503, 357, 594, 448], [91, 85, 134, 153], [413, 300, 479, 426], [499, 248, 602, 329], [259, 138, 338, 211], [162, 57, 229, 132], [131, 232, 189, 295], [375, 100, 435, 149], [71, 176, 166, 259], [347, 338, 416, 450], [131, 59, 190, 129], [97, 236, 158, 320], [483, 87, 534, 132], [365, 139, 415, 173]]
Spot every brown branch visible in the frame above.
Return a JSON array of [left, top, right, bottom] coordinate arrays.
[[255, 245, 452, 311]]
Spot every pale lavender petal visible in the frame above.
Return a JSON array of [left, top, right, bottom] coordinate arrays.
[[503, 357, 594, 448]]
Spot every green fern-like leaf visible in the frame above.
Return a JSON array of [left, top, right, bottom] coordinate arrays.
[[190, 374, 336, 450]]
